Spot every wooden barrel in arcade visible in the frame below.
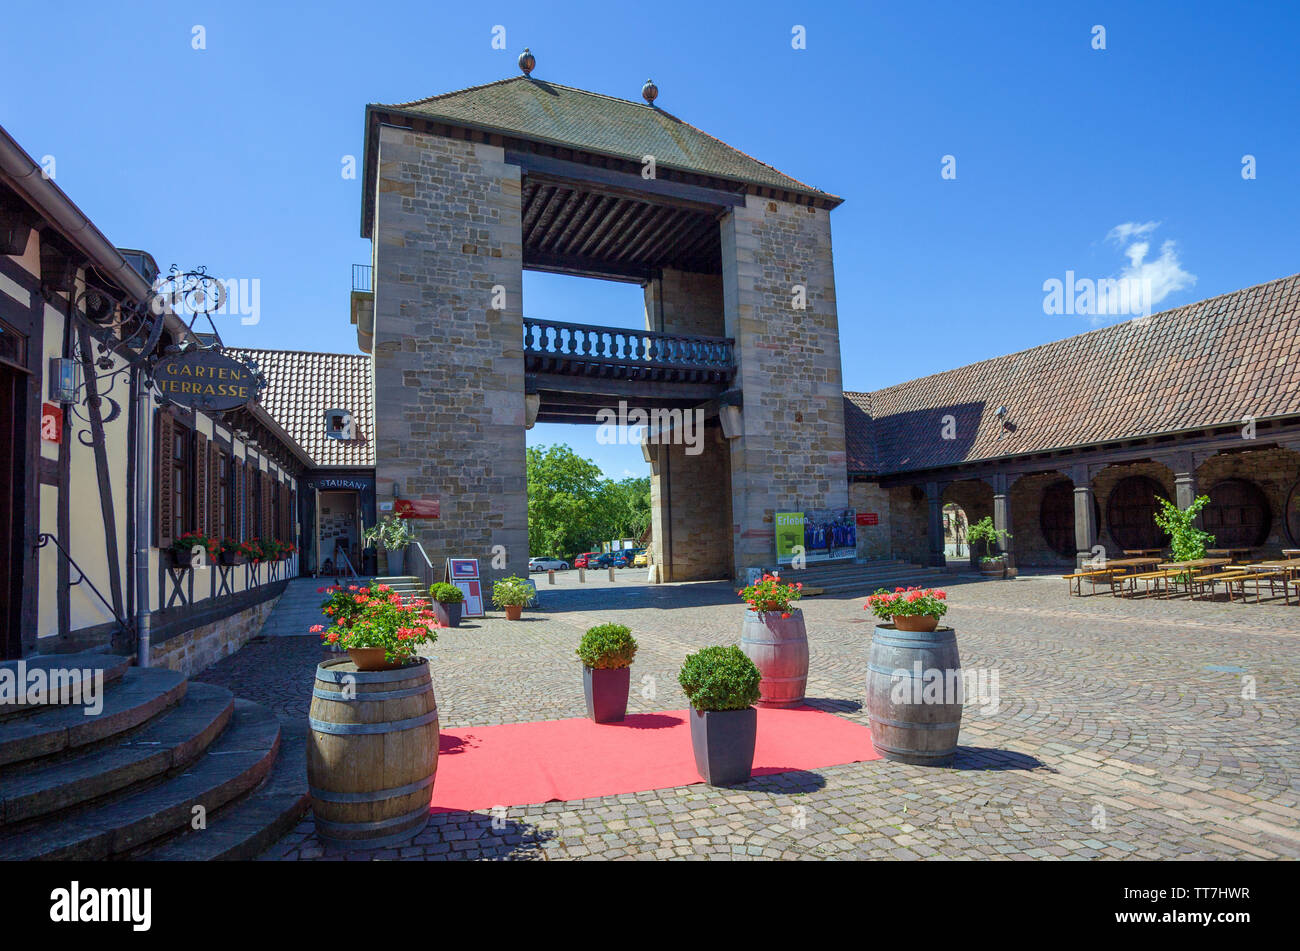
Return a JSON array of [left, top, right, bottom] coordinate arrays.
[[866, 624, 962, 765], [740, 608, 809, 707], [308, 657, 439, 848]]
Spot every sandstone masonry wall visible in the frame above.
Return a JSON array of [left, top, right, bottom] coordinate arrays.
[[371, 128, 528, 584]]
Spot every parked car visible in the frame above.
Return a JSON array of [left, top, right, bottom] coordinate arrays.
[[631, 549, 649, 568], [528, 557, 569, 572], [594, 551, 631, 569], [574, 552, 602, 569]]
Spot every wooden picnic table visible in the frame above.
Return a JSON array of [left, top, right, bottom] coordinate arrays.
[[1122, 549, 1165, 557], [1206, 548, 1253, 563], [1157, 558, 1231, 570], [1282, 549, 1300, 558], [1104, 557, 1163, 571]]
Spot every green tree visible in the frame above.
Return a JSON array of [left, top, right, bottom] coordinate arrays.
[[526, 446, 652, 556], [526, 445, 606, 557], [1153, 495, 1215, 562]]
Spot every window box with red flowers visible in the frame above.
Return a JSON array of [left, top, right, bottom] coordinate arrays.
[[736, 573, 809, 707], [217, 537, 246, 566], [168, 532, 218, 570]]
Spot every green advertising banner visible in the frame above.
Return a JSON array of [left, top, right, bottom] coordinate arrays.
[[775, 512, 805, 565]]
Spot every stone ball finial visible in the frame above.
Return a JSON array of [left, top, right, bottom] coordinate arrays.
[[642, 79, 658, 105], [518, 48, 536, 76]]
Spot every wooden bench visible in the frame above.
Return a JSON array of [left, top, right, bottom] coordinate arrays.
[[1202, 570, 1285, 602], [1118, 569, 1180, 598], [1062, 568, 1120, 596]]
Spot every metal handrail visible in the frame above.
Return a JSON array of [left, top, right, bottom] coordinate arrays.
[[410, 540, 436, 593], [36, 533, 132, 637], [333, 546, 360, 580]]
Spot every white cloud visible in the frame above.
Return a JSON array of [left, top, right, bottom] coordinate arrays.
[[1103, 221, 1197, 315], [1106, 220, 1161, 245]]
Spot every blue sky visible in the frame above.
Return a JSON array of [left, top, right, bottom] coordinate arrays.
[[4, 1, 1297, 479]]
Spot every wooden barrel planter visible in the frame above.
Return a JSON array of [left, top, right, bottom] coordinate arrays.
[[307, 657, 439, 849], [740, 608, 809, 707], [866, 624, 962, 766]]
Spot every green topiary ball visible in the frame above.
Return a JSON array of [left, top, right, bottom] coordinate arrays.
[[576, 624, 638, 669], [678, 645, 760, 711]]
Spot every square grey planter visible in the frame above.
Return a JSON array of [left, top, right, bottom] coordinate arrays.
[[689, 706, 757, 786], [583, 666, 631, 723], [432, 600, 462, 628]]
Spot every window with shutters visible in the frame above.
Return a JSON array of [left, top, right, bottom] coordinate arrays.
[[217, 451, 231, 540], [171, 423, 192, 540], [251, 465, 262, 538], [270, 479, 281, 542]]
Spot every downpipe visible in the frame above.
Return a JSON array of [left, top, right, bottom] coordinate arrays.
[[134, 368, 152, 666]]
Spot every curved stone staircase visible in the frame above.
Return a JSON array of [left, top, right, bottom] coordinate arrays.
[[0, 652, 307, 861]]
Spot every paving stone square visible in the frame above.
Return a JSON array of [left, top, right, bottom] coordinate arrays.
[[195, 571, 1300, 861]]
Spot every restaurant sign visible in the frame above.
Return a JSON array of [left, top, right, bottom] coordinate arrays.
[[153, 349, 257, 411]]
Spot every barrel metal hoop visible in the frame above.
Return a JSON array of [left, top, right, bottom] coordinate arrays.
[[313, 803, 431, 835], [867, 663, 962, 677], [871, 634, 956, 648], [312, 684, 431, 702], [309, 772, 435, 804], [315, 658, 429, 684], [309, 709, 440, 735], [872, 741, 956, 759], [870, 714, 962, 730]]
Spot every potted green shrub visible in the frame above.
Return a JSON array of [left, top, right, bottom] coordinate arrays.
[[362, 514, 415, 575], [678, 645, 761, 786], [576, 624, 638, 723], [968, 516, 1011, 578], [429, 582, 464, 628], [865, 586, 949, 632], [491, 575, 533, 620]]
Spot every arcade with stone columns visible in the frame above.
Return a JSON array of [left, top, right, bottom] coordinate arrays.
[[356, 62, 847, 585]]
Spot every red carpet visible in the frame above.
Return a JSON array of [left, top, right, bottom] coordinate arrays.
[[430, 706, 881, 813]]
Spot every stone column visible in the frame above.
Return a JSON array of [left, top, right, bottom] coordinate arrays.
[[371, 127, 528, 586], [926, 481, 947, 567], [644, 269, 731, 581], [1170, 451, 1198, 509], [1070, 464, 1098, 567], [720, 196, 848, 583], [992, 472, 1014, 573]]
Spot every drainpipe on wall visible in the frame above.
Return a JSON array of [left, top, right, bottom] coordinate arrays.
[[134, 368, 153, 666]]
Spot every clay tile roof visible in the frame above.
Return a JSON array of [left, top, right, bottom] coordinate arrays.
[[844, 272, 1300, 476], [226, 348, 374, 469], [375, 76, 838, 202]]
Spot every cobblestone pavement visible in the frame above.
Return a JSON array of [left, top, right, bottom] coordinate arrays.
[[195, 571, 1300, 860]]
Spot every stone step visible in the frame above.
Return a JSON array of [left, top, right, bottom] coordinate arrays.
[[0, 653, 133, 721], [0, 683, 234, 826], [138, 728, 309, 861], [0, 667, 187, 769], [804, 569, 948, 597], [0, 699, 280, 861]]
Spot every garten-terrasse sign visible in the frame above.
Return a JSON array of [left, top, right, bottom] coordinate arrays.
[[153, 349, 257, 411]]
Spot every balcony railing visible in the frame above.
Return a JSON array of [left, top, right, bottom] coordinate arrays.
[[352, 264, 372, 293], [523, 317, 735, 384]]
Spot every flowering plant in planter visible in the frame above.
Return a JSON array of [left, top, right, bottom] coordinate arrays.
[[170, 531, 219, 568], [311, 581, 439, 665], [217, 537, 246, 565], [737, 573, 802, 618], [865, 586, 948, 621], [259, 538, 295, 561]]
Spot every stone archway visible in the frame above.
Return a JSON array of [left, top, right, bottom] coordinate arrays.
[[1092, 461, 1175, 555]]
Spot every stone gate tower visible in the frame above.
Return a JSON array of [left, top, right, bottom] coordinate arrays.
[[358, 60, 847, 584]]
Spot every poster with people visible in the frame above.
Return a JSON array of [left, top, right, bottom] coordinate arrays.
[[775, 509, 857, 564]]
